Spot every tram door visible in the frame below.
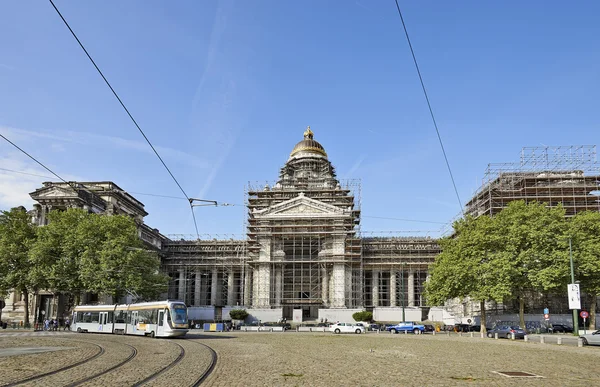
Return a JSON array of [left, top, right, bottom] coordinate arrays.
[[157, 310, 165, 336], [99, 312, 108, 332], [131, 311, 139, 333]]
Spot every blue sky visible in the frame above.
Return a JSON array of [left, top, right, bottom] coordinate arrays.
[[1, 0, 599, 237]]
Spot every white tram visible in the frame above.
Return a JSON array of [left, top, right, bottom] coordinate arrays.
[[72, 300, 188, 338]]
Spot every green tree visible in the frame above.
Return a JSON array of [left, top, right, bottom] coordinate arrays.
[[352, 311, 373, 322], [569, 211, 600, 330], [494, 201, 568, 329], [30, 209, 88, 303], [0, 207, 37, 325], [77, 214, 168, 302], [426, 215, 509, 333], [229, 309, 249, 320]]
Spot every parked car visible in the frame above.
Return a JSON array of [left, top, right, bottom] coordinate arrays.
[[369, 324, 381, 331], [386, 322, 425, 334], [486, 326, 526, 339], [423, 324, 435, 333], [549, 324, 573, 333], [329, 322, 365, 334], [580, 330, 600, 346], [454, 324, 470, 333], [469, 325, 481, 332]]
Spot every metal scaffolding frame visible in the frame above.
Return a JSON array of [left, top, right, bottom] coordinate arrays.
[[466, 146, 600, 218]]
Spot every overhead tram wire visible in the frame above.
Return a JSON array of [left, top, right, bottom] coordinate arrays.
[[1, 166, 449, 224], [392, 0, 465, 217], [0, 134, 72, 186], [48, 0, 202, 239]]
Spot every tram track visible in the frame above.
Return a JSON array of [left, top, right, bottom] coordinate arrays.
[[131, 340, 186, 387], [2, 340, 105, 387], [190, 341, 218, 386], [66, 342, 138, 387]]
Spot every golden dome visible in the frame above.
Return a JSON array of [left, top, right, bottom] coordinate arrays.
[[290, 126, 327, 158]]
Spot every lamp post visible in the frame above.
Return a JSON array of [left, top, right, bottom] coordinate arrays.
[[569, 238, 579, 336]]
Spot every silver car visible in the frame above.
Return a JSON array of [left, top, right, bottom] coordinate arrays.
[[580, 330, 600, 346]]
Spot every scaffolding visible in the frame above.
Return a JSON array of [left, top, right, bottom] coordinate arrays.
[[466, 146, 600, 217]]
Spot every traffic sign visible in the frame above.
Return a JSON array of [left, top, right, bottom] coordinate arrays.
[[544, 313, 549, 320], [543, 308, 549, 315], [467, 319, 472, 324], [580, 311, 589, 319]]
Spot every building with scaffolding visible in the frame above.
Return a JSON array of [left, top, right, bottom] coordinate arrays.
[[162, 128, 439, 323], [466, 146, 600, 218]]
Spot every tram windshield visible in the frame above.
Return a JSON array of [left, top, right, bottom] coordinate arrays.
[[170, 305, 187, 324]]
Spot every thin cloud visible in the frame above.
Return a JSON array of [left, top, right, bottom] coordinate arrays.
[[0, 126, 210, 169]]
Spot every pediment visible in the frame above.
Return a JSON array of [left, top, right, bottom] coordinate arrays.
[[30, 186, 78, 199], [254, 193, 347, 218]]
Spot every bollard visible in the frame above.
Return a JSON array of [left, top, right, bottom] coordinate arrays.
[[470, 332, 474, 338], [557, 337, 562, 345], [511, 333, 515, 340], [377, 329, 380, 334], [446, 331, 450, 336], [481, 331, 485, 339], [495, 333, 498, 340], [459, 332, 462, 337], [432, 330, 436, 336], [524, 335, 528, 342], [578, 338, 583, 347], [540, 335, 545, 344], [404, 330, 407, 335]]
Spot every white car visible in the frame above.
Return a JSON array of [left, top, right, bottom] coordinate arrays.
[[329, 323, 365, 334], [580, 330, 600, 346]]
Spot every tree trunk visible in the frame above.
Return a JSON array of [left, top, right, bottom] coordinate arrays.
[[589, 294, 597, 331], [75, 292, 81, 306], [23, 288, 30, 326], [519, 296, 525, 329], [480, 299, 487, 334]]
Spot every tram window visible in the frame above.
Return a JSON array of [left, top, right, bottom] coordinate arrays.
[[82, 312, 92, 323], [126, 312, 131, 324], [90, 312, 100, 323], [115, 311, 126, 324], [107, 312, 114, 324], [150, 309, 157, 324]]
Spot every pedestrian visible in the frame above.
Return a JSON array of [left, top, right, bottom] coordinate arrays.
[[64, 317, 70, 331], [44, 319, 49, 331], [53, 319, 58, 331]]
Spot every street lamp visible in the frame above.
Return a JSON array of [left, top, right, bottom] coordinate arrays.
[[569, 237, 579, 336]]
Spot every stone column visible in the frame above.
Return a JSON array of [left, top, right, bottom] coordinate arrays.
[[390, 269, 397, 307], [201, 273, 209, 305], [345, 267, 353, 306], [321, 267, 329, 307], [331, 235, 346, 308], [252, 267, 258, 307], [372, 270, 380, 307], [275, 266, 282, 307], [178, 269, 186, 303], [227, 271, 235, 306], [194, 270, 202, 306], [210, 268, 218, 305], [243, 267, 252, 306], [255, 239, 272, 308], [408, 269, 415, 307]]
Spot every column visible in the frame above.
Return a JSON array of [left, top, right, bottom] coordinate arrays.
[[194, 270, 202, 306], [332, 263, 346, 308], [178, 269, 186, 303], [321, 267, 329, 307], [252, 268, 258, 307], [275, 266, 282, 307], [408, 269, 415, 307], [256, 264, 271, 308], [227, 271, 235, 306], [331, 236, 346, 308], [210, 268, 218, 305], [201, 272, 209, 305], [345, 267, 353, 306], [372, 270, 380, 307], [390, 269, 397, 307], [244, 267, 252, 306]]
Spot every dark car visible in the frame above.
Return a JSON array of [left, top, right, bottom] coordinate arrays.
[[469, 325, 481, 332], [423, 324, 435, 333], [487, 325, 526, 339], [454, 324, 470, 333], [549, 324, 573, 333]]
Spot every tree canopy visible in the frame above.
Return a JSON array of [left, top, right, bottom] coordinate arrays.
[[1, 207, 168, 314], [426, 201, 570, 330]]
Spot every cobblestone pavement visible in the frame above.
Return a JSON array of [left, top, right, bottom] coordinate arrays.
[[199, 332, 600, 387], [2, 331, 599, 386]]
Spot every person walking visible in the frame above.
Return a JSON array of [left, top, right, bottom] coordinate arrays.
[[53, 319, 58, 331], [64, 317, 70, 331]]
